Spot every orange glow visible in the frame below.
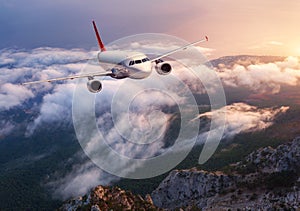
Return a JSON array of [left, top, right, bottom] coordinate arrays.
[[166, 0, 300, 59]]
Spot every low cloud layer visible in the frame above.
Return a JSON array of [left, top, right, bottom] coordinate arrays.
[[0, 83, 34, 110], [217, 56, 300, 93], [0, 48, 90, 80], [198, 103, 289, 140], [47, 155, 118, 200], [0, 47, 297, 200], [25, 83, 76, 136]]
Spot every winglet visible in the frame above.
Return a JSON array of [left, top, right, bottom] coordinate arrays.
[[205, 36, 209, 41], [92, 20, 106, 52]]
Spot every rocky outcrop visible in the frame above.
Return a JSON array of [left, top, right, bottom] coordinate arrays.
[[59, 185, 160, 211], [60, 137, 300, 210], [151, 169, 239, 209], [151, 137, 300, 210], [245, 137, 300, 173]]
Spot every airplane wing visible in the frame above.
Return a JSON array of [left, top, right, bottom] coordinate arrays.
[[150, 36, 208, 62], [21, 71, 112, 85], [20, 56, 117, 85]]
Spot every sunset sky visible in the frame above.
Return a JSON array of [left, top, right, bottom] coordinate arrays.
[[1, 0, 300, 58]]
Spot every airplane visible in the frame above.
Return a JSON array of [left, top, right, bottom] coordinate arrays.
[[22, 21, 208, 93]]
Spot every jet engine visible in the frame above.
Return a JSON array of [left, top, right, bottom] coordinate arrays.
[[155, 62, 172, 75], [87, 79, 102, 93]]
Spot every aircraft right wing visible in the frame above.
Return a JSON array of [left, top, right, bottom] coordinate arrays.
[[150, 36, 208, 62]]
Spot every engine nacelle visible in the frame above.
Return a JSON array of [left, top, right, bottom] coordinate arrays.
[[155, 62, 172, 75], [87, 79, 102, 93]]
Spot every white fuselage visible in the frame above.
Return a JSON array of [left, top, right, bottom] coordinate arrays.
[[97, 51, 152, 79]]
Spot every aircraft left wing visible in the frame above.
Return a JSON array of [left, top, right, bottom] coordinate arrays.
[[21, 71, 112, 85], [150, 36, 208, 62]]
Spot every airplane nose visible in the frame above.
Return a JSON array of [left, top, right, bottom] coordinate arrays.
[[144, 62, 153, 73]]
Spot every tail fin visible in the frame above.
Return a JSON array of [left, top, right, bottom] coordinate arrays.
[[92, 20, 106, 52]]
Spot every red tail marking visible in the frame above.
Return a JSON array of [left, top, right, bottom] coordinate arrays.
[[92, 20, 106, 52]]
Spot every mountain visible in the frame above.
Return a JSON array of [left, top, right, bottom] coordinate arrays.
[[59, 185, 160, 211], [209, 55, 286, 68], [60, 136, 300, 210], [150, 137, 300, 210]]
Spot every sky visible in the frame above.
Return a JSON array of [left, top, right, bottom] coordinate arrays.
[[1, 0, 300, 58]]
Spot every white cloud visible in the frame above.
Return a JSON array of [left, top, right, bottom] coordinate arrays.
[[47, 157, 118, 200], [25, 83, 75, 136], [217, 56, 300, 93], [0, 48, 91, 84], [197, 103, 289, 139], [0, 48, 93, 111], [195, 46, 215, 57], [0, 83, 34, 110]]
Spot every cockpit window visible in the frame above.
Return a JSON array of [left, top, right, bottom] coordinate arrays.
[[129, 58, 150, 66]]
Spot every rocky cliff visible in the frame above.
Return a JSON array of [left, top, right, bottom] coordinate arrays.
[[59, 185, 160, 211], [60, 137, 300, 210], [151, 169, 240, 209], [244, 136, 300, 173], [151, 137, 300, 210]]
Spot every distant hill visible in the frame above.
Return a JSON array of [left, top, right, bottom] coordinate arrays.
[[209, 55, 286, 68]]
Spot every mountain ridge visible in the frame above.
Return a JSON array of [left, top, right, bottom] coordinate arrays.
[[61, 137, 300, 210], [151, 136, 300, 210]]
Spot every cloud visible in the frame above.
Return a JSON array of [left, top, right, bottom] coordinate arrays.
[[195, 46, 215, 57], [0, 48, 91, 83], [47, 153, 119, 200], [14, 45, 193, 198], [268, 41, 283, 46], [197, 103, 289, 140], [0, 120, 15, 137], [0, 46, 294, 199], [0, 83, 34, 110], [73, 78, 186, 166], [0, 44, 217, 196], [25, 83, 75, 136], [217, 56, 300, 93], [0, 47, 96, 111]]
